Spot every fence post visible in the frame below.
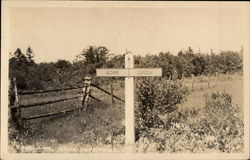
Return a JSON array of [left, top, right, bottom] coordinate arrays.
[[11, 77, 22, 128], [200, 75, 203, 90], [82, 76, 91, 112], [215, 72, 218, 86], [181, 73, 184, 82], [191, 74, 194, 91]]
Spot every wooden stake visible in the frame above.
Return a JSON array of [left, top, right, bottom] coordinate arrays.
[[13, 78, 19, 106], [12, 78, 22, 127]]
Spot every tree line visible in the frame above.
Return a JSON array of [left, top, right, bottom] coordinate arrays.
[[9, 46, 243, 91]]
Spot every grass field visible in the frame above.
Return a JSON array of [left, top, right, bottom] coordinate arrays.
[[8, 73, 244, 153], [181, 74, 243, 110]]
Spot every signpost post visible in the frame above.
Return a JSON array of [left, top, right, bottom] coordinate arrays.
[[125, 53, 135, 151], [96, 53, 162, 152]]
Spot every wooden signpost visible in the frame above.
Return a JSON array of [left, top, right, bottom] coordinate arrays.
[[96, 53, 162, 152]]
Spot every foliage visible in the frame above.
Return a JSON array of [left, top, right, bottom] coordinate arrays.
[[135, 77, 190, 131], [75, 46, 108, 64], [26, 46, 35, 64], [74, 46, 109, 75], [106, 54, 125, 68], [191, 56, 206, 76], [136, 91, 243, 153], [9, 48, 40, 90], [203, 92, 243, 139], [218, 51, 242, 74], [9, 46, 243, 92]]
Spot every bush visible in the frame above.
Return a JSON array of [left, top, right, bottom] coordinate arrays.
[[135, 77, 190, 132], [136, 91, 244, 153], [203, 92, 243, 131], [203, 92, 244, 152]]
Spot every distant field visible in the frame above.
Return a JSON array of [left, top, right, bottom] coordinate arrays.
[[181, 74, 243, 110]]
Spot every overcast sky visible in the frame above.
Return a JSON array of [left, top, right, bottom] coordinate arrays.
[[8, 2, 249, 63]]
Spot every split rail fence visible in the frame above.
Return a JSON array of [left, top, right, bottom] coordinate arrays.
[[10, 77, 124, 127]]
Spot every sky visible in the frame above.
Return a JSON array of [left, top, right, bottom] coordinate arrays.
[[8, 2, 249, 63]]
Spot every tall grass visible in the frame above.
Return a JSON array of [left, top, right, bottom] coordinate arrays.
[[9, 84, 125, 153]]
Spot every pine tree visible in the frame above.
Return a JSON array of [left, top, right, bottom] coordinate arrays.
[[26, 46, 35, 64]]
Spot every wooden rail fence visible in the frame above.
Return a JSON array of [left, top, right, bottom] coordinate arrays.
[[10, 76, 124, 127]]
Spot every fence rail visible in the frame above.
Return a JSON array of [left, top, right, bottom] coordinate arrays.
[[13, 95, 83, 109], [89, 94, 109, 107], [18, 86, 84, 95], [91, 83, 125, 103], [22, 105, 86, 120], [21, 93, 110, 120]]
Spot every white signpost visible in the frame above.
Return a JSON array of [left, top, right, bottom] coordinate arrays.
[[96, 53, 162, 152]]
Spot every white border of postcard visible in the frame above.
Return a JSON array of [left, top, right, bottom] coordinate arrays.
[[1, 1, 249, 160]]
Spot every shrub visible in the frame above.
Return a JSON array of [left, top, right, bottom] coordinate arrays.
[[203, 92, 243, 131], [136, 91, 243, 153], [203, 92, 244, 152], [135, 77, 190, 132]]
